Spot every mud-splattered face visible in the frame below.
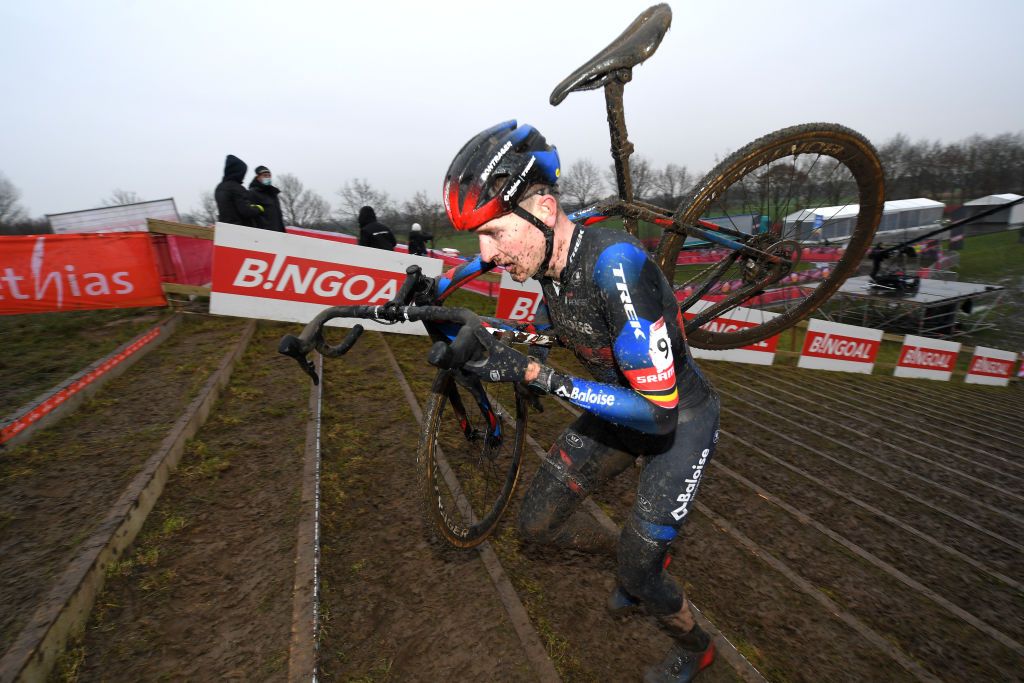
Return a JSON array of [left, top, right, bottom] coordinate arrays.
[[476, 212, 546, 282]]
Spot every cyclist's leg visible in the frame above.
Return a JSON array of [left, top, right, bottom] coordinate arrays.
[[614, 392, 720, 677], [518, 413, 634, 555]]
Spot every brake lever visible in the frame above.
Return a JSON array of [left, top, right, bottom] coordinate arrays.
[[278, 334, 321, 385]]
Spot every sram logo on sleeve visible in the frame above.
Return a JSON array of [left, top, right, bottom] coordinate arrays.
[[623, 317, 676, 392]]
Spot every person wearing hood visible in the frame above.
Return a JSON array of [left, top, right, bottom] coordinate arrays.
[[249, 165, 285, 232], [357, 206, 397, 250], [215, 154, 264, 227], [408, 222, 434, 256]]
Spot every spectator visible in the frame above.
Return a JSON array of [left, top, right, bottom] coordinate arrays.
[[357, 206, 397, 250], [408, 222, 433, 256], [215, 154, 264, 227], [249, 165, 285, 232]]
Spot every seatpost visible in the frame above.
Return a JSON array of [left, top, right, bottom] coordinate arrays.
[[604, 71, 638, 237]]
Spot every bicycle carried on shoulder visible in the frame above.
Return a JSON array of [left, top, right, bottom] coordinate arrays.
[[281, 3, 885, 548]]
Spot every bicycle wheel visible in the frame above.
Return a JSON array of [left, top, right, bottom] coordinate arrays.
[[418, 371, 526, 549], [654, 122, 885, 350]]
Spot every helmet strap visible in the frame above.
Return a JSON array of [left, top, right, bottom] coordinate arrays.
[[512, 205, 555, 280]]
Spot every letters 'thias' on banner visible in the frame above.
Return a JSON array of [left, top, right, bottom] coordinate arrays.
[[0, 233, 167, 315], [209, 222, 443, 336]]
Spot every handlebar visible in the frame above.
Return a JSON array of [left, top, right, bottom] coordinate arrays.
[[278, 303, 485, 384]]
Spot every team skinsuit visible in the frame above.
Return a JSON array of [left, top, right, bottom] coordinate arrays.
[[443, 120, 719, 682]]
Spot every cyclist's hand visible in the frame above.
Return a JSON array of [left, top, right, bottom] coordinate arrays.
[[461, 325, 529, 383]]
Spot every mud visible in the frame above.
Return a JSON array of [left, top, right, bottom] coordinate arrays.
[[63, 322, 310, 680], [0, 314, 246, 651]]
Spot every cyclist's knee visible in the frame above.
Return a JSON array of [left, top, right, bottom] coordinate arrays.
[[517, 467, 577, 543], [617, 513, 683, 616]]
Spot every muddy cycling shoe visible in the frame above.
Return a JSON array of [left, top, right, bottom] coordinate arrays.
[[643, 635, 716, 683], [607, 584, 642, 617]]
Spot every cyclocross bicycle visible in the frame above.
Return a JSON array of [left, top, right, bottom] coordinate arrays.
[[280, 3, 885, 547]]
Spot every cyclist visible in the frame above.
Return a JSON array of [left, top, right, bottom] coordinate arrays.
[[442, 120, 720, 683]]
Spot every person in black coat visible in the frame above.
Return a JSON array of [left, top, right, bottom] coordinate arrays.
[[408, 222, 434, 256], [249, 165, 286, 232], [357, 206, 397, 250], [215, 154, 264, 227]]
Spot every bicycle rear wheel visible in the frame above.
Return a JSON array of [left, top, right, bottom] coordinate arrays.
[[418, 371, 526, 549], [654, 122, 885, 350]]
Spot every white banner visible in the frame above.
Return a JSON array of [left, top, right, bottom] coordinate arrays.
[[894, 335, 960, 381], [964, 346, 1018, 386], [48, 198, 179, 234], [210, 223, 442, 335], [798, 318, 883, 374]]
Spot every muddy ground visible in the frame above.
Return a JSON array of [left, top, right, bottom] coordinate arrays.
[[5, 313, 1020, 682], [0, 314, 246, 651], [63, 321, 311, 680], [0, 307, 165, 417]]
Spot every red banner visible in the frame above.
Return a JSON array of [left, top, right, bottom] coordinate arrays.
[[0, 233, 166, 315]]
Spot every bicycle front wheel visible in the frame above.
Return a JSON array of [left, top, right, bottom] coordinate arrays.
[[418, 372, 526, 549], [655, 122, 885, 350]]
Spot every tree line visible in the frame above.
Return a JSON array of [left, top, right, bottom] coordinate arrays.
[[2, 130, 1022, 236]]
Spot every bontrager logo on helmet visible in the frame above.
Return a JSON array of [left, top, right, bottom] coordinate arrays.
[[443, 120, 560, 231]]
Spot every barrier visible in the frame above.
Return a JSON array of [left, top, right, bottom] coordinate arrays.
[[964, 346, 1018, 387], [894, 336, 961, 382], [798, 319, 883, 374], [1, 315, 181, 448]]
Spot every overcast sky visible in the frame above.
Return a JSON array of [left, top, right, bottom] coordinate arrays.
[[2, 0, 1022, 221]]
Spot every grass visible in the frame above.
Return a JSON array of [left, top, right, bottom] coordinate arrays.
[[949, 229, 1024, 282]]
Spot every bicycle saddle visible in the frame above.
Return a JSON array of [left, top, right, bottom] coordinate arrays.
[[549, 3, 671, 106]]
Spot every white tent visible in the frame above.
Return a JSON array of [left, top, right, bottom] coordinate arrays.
[[784, 198, 945, 243], [962, 193, 1024, 227]]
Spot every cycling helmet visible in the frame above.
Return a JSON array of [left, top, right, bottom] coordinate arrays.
[[443, 120, 560, 231], [411, 223, 422, 232]]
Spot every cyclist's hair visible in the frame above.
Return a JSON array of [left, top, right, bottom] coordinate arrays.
[[443, 120, 560, 231]]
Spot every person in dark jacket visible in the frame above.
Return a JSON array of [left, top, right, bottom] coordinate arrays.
[[215, 154, 264, 227], [249, 165, 285, 231], [357, 206, 397, 250], [408, 222, 434, 256]]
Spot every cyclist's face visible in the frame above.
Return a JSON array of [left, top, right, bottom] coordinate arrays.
[[476, 213, 545, 282]]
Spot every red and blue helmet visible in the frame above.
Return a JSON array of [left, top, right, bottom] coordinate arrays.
[[443, 120, 561, 231]]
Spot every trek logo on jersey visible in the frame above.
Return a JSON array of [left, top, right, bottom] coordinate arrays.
[[569, 229, 584, 264], [671, 448, 710, 521], [611, 264, 645, 340]]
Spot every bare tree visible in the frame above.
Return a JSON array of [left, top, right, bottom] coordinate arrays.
[[606, 155, 655, 201], [277, 173, 332, 228], [101, 189, 142, 206], [651, 163, 691, 208], [336, 179, 392, 226], [402, 190, 446, 235], [560, 159, 605, 209], [0, 172, 26, 226], [187, 191, 218, 226]]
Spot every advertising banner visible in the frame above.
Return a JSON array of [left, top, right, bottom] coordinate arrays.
[[683, 300, 780, 365], [495, 271, 544, 322], [210, 223, 442, 335], [0, 233, 166, 315], [964, 346, 1017, 386], [893, 335, 960, 381], [798, 318, 883, 373]]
